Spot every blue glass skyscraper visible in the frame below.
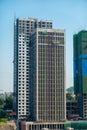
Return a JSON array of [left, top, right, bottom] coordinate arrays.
[[74, 30, 87, 118]]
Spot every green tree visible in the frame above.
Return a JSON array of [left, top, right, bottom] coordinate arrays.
[[66, 93, 76, 101], [4, 96, 13, 110], [0, 110, 6, 118], [0, 99, 4, 109]]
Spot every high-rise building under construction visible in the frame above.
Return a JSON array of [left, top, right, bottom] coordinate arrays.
[[14, 18, 52, 119], [74, 30, 87, 118]]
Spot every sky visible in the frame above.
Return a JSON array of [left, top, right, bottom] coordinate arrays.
[[0, 0, 87, 92]]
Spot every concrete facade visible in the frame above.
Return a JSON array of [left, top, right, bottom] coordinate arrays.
[[14, 18, 52, 120]]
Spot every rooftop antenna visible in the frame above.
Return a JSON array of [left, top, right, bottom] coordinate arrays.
[[14, 12, 16, 25]]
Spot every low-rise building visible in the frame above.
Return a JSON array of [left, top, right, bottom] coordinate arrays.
[[66, 101, 79, 120]]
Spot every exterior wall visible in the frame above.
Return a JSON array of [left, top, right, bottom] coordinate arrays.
[[21, 122, 65, 130], [66, 101, 79, 120], [14, 19, 19, 117], [30, 28, 66, 121]]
